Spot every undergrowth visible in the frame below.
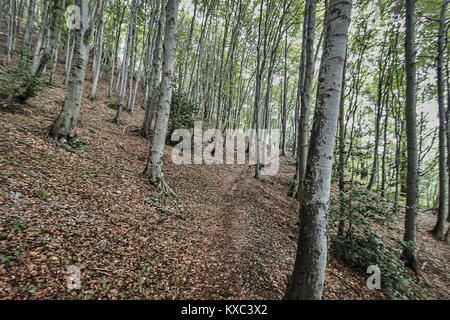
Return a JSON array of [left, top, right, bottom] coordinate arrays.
[[328, 182, 428, 299]]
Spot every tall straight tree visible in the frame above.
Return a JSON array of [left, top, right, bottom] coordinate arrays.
[[402, 0, 419, 271], [431, 0, 448, 240], [285, 0, 352, 300], [142, 0, 164, 139], [49, 0, 103, 143], [20, 0, 36, 66], [296, 0, 317, 200], [144, 0, 179, 195], [89, 0, 106, 100]]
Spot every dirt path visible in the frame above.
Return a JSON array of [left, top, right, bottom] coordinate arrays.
[[416, 211, 450, 299], [184, 159, 387, 300]]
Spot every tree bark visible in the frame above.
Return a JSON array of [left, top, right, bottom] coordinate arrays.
[[144, 0, 179, 194], [89, 0, 106, 100], [402, 0, 419, 271], [49, 0, 102, 143], [285, 0, 352, 300], [431, 0, 448, 240]]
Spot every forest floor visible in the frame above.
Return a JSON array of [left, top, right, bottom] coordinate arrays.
[[0, 61, 448, 300]]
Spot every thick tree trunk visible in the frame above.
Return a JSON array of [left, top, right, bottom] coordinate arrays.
[[285, 0, 352, 300], [49, 0, 101, 143], [31, 0, 48, 72]]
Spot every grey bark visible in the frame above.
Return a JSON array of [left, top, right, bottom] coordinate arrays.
[[89, 0, 106, 100], [20, 0, 35, 66], [49, 0, 103, 143], [297, 0, 317, 201], [142, 0, 165, 139], [285, 0, 352, 300], [144, 0, 179, 192]]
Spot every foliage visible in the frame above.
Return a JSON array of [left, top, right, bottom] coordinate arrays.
[[328, 182, 426, 299], [167, 91, 201, 145], [0, 66, 42, 107]]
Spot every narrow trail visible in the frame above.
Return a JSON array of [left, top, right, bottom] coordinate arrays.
[[202, 163, 300, 299]]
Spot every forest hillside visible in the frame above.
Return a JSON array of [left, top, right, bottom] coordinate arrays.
[[0, 0, 449, 301], [0, 47, 448, 299]]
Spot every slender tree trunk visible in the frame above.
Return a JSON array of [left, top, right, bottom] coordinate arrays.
[[108, 3, 125, 97], [114, 1, 136, 123], [89, 1, 106, 100], [432, 0, 448, 240], [144, 0, 179, 195], [180, 0, 197, 94], [20, 0, 36, 66], [338, 47, 348, 236], [402, 0, 419, 272], [281, 35, 289, 157], [291, 0, 309, 196], [7, 0, 16, 64], [142, 0, 164, 139], [285, 0, 352, 300], [297, 0, 317, 200]]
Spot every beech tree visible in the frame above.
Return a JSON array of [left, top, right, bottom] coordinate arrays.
[[285, 0, 353, 300], [144, 0, 179, 196], [49, 0, 103, 144]]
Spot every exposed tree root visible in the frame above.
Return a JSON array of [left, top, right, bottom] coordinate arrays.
[[148, 176, 179, 203]]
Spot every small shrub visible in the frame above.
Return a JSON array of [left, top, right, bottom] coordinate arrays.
[[0, 66, 42, 106], [167, 91, 201, 145]]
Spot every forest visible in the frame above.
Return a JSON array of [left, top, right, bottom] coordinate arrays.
[[0, 0, 448, 301]]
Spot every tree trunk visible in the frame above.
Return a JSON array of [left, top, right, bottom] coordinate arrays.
[[49, 0, 102, 143], [297, 0, 317, 200], [89, 1, 106, 100], [285, 0, 352, 300], [20, 0, 35, 66], [144, 0, 179, 194], [402, 0, 419, 271], [142, 0, 164, 139], [431, 0, 448, 240], [7, 0, 16, 64]]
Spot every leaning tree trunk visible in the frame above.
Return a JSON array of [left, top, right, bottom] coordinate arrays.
[[431, 0, 448, 240], [284, 0, 352, 300], [49, 0, 101, 144], [402, 0, 420, 271], [144, 0, 178, 195]]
